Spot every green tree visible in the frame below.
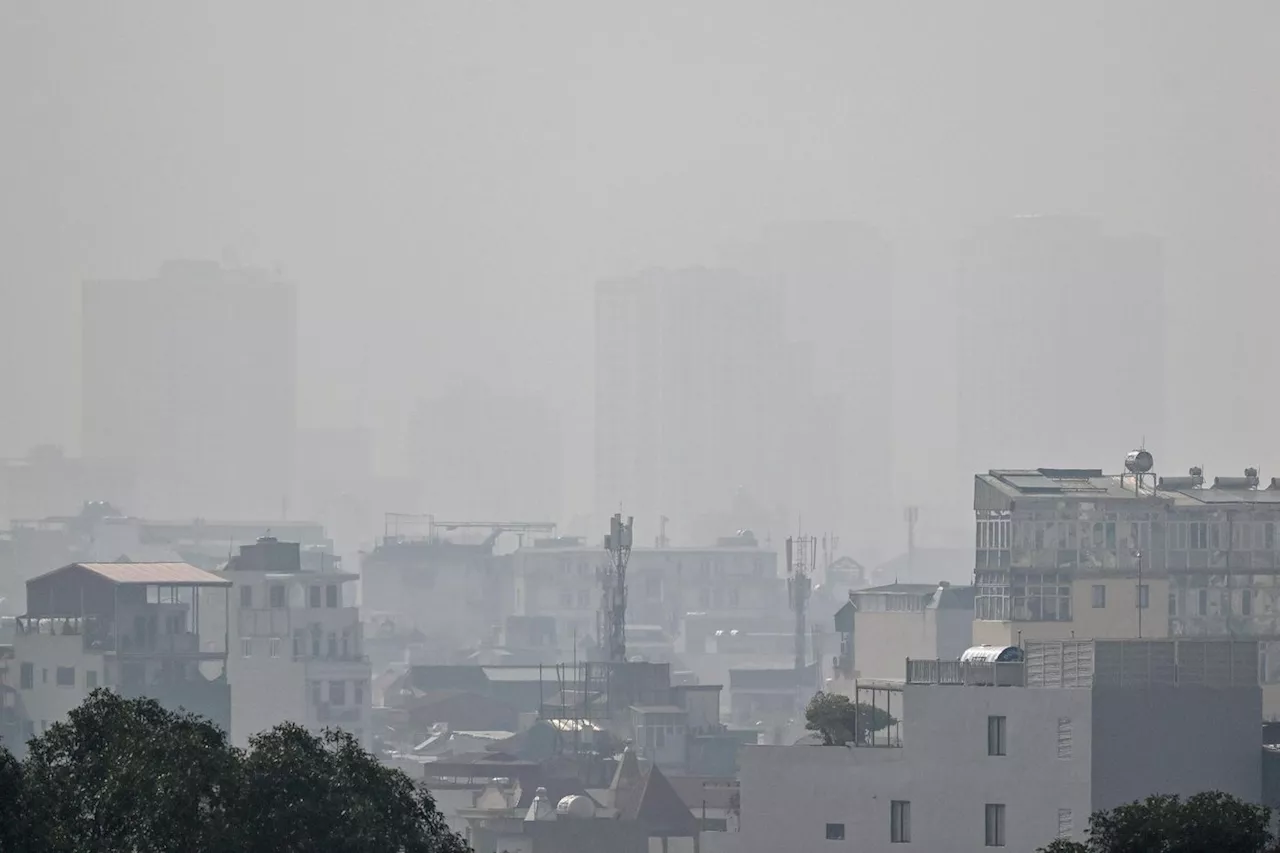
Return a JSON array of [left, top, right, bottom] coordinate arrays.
[[16, 690, 469, 853], [0, 743, 26, 853], [804, 691, 896, 746], [21, 689, 239, 853], [1037, 792, 1277, 853], [235, 723, 468, 853]]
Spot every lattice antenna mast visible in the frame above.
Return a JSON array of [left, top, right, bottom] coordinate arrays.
[[599, 513, 634, 664], [787, 536, 816, 676]]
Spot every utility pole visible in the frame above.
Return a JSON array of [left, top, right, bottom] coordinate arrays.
[[599, 513, 634, 664]]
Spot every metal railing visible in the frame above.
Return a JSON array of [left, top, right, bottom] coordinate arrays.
[[906, 659, 1026, 687]]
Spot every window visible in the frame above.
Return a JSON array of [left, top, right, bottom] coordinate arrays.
[[269, 585, 285, 608], [310, 681, 322, 706], [1169, 592, 1178, 617], [577, 589, 591, 607], [987, 716, 1007, 756], [309, 586, 322, 608], [55, 666, 75, 687], [87, 670, 98, 689], [1057, 808, 1074, 839], [42, 668, 47, 684], [330, 681, 346, 706], [240, 586, 253, 608], [269, 638, 281, 658], [1057, 717, 1073, 759], [729, 588, 740, 607], [241, 638, 252, 658], [1242, 591, 1254, 617], [1010, 572, 1071, 621], [325, 584, 339, 608], [354, 680, 365, 706], [19, 663, 33, 690], [985, 804, 1006, 847], [1091, 585, 1106, 608], [1198, 589, 1209, 616], [891, 801, 911, 843], [826, 823, 845, 841], [327, 633, 337, 658], [559, 591, 573, 607], [1137, 585, 1150, 610]]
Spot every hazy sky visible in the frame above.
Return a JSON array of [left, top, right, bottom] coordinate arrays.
[[3, 1, 1278, 544]]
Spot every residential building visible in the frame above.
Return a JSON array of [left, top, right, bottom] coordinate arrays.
[[210, 537, 370, 748], [513, 534, 782, 645], [834, 582, 974, 682], [81, 259, 296, 519], [973, 464, 1280, 711], [594, 268, 789, 544], [361, 519, 541, 650], [741, 221, 895, 556], [9, 561, 231, 752], [739, 639, 1261, 853]]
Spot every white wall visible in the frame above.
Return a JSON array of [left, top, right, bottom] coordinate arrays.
[[739, 685, 1094, 853]]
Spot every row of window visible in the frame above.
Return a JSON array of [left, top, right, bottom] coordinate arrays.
[[824, 802, 1049, 846], [554, 586, 742, 609], [1090, 584, 1150, 609], [979, 519, 1280, 554], [308, 679, 367, 707], [19, 663, 99, 691], [240, 583, 342, 610], [987, 715, 1074, 760], [241, 630, 360, 660]]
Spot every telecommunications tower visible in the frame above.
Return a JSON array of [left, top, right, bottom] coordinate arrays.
[[598, 512, 634, 663]]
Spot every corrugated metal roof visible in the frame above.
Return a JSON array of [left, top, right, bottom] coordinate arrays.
[[73, 562, 231, 586]]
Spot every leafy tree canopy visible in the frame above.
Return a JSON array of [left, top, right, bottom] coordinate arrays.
[[1037, 792, 1277, 853], [804, 691, 896, 746], [2, 689, 468, 853]]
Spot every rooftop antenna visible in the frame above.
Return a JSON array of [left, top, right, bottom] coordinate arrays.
[[598, 512, 633, 664], [787, 535, 815, 677]]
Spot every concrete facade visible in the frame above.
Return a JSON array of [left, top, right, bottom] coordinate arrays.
[[738, 640, 1261, 853], [847, 583, 973, 681], [971, 466, 1280, 717], [212, 539, 370, 748]]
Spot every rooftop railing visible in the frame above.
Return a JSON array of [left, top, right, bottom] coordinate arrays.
[[905, 659, 1026, 687]]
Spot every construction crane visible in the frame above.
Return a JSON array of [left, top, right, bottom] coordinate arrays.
[[598, 513, 634, 663]]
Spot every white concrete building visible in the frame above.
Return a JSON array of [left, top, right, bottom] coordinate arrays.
[[834, 582, 974, 683], [10, 561, 232, 752], [739, 639, 1262, 853], [211, 537, 370, 748]]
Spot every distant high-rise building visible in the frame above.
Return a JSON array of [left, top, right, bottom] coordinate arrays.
[[594, 268, 788, 543], [81, 260, 296, 519], [742, 223, 895, 557], [408, 386, 562, 523], [956, 216, 1165, 477]]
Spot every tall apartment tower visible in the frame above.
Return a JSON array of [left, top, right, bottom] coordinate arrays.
[[81, 260, 297, 519], [743, 222, 895, 557], [956, 216, 1165, 477], [594, 269, 787, 543]]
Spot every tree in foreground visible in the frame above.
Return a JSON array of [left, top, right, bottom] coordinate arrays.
[[7, 689, 468, 853], [238, 723, 468, 853], [1037, 791, 1277, 853], [805, 691, 896, 746]]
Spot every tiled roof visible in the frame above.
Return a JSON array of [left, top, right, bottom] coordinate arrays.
[[33, 562, 231, 586]]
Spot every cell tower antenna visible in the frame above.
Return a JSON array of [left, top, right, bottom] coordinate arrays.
[[598, 512, 634, 664], [787, 535, 816, 677]]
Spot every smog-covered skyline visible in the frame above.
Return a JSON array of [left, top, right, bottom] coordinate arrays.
[[3, 2, 1279, 559]]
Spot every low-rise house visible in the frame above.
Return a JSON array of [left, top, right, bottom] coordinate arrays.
[[739, 638, 1261, 853]]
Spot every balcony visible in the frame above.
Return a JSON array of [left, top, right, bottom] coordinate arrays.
[[905, 659, 1026, 687]]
